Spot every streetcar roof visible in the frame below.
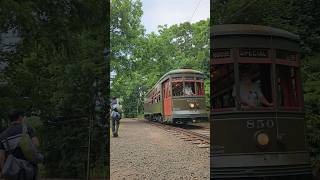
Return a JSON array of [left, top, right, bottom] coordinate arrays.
[[145, 69, 204, 96], [160, 68, 204, 78], [211, 24, 299, 41]]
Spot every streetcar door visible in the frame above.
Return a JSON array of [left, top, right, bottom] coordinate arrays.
[[162, 79, 172, 117]]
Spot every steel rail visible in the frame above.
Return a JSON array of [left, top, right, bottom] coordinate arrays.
[[146, 120, 210, 144]]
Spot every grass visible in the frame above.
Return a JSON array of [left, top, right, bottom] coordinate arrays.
[[136, 114, 144, 119]]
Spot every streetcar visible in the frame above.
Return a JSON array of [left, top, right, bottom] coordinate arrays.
[[144, 68, 208, 124], [210, 24, 312, 179]]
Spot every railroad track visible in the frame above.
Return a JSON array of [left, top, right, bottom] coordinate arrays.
[[146, 120, 210, 148]]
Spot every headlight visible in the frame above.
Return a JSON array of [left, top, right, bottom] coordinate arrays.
[[189, 103, 195, 108], [256, 132, 269, 146]]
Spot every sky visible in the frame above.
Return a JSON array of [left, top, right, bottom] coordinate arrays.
[[141, 0, 210, 34]]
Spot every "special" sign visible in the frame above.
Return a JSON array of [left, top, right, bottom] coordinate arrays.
[[239, 49, 268, 58]]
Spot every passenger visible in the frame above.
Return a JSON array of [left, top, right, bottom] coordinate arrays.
[[233, 71, 273, 108], [111, 96, 118, 107], [173, 82, 183, 96], [184, 83, 195, 96], [0, 110, 42, 180], [111, 97, 121, 137]]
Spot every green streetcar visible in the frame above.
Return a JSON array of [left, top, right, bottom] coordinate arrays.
[[144, 68, 208, 124]]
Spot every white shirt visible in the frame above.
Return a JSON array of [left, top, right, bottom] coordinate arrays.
[[233, 81, 263, 107], [184, 86, 194, 95]]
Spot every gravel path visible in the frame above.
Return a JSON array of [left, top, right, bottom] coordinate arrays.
[[111, 119, 209, 180], [193, 122, 210, 129]]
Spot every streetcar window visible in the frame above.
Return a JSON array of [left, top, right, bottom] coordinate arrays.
[[164, 86, 167, 98], [184, 82, 195, 96], [276, 65, 300, 108], [172, 82, 183, 96], [168, 82, 171, 97], [196, 82, 204, 96], [236, 64, 273, 109], [156, 92, 160, 103], [163, 80, 171, 98], [211, 64, 235, 109]]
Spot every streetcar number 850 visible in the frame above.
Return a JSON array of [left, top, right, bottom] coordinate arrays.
[[246, 120, 274, 129]]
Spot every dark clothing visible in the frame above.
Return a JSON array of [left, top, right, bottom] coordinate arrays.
[[0, 122, 38, 180], [111, 108, 121, 136], [111, 99, 117, 104], [111, 99, 117, 108], [0, 123, 35, 160], [111, 116, 120, 136]]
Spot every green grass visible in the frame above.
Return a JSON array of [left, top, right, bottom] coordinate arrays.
[[136, 114, 144, 119]]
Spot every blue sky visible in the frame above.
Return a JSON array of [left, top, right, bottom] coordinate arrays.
[[141, 0, 210, 34]]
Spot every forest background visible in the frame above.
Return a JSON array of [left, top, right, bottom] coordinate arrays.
[[0, 0, 319, 178], [0, 0, 108, 178], [111, 0, 210, 117], [111, 0, 320, 170]]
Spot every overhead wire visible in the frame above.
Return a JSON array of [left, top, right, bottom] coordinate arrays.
[[189, 0, 203, 22], [222, 0, 259, 23]]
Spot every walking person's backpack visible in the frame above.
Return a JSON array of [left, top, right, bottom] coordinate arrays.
[[19, 123, 42, 163], [2, 138, 35, 180], [111, 104, 122, 120]]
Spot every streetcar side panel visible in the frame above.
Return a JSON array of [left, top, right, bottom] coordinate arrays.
[[144, 83, 162, 121]]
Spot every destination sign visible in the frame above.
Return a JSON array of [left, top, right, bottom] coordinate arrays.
[[239, 49, 268, 58], [276, 50, 297, 61], [213, 49, 230, 58]]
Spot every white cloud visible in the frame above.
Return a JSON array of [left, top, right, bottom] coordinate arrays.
[[141, 0, 209, 34]]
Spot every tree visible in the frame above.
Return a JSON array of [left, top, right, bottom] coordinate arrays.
[[0, 0, 108, 178], [111, 0, 210, 117]]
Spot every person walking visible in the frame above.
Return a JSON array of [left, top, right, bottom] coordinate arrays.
[[0, 110, 42, 180], [111, 97, 122, 137]]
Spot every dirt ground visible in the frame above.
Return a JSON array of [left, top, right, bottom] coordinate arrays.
[[110, 118, 209, 180]]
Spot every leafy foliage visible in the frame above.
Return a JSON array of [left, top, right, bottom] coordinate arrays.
[[111, 0, 209, 117], [0, 0, 108, 178]]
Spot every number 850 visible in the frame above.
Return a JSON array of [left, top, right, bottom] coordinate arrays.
[[246, 120, 274, 129]]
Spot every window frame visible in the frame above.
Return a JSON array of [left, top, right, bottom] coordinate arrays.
[[276, 64, 303, 110], [171, 75, 205, 97], [211, 63, 236, 111]]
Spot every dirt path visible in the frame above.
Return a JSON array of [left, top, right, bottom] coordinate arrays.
[[110, 119, 209, 180]]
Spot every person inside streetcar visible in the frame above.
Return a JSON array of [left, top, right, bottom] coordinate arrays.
[[184, 83, 195, 96], [233, 69, 274, 108]]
